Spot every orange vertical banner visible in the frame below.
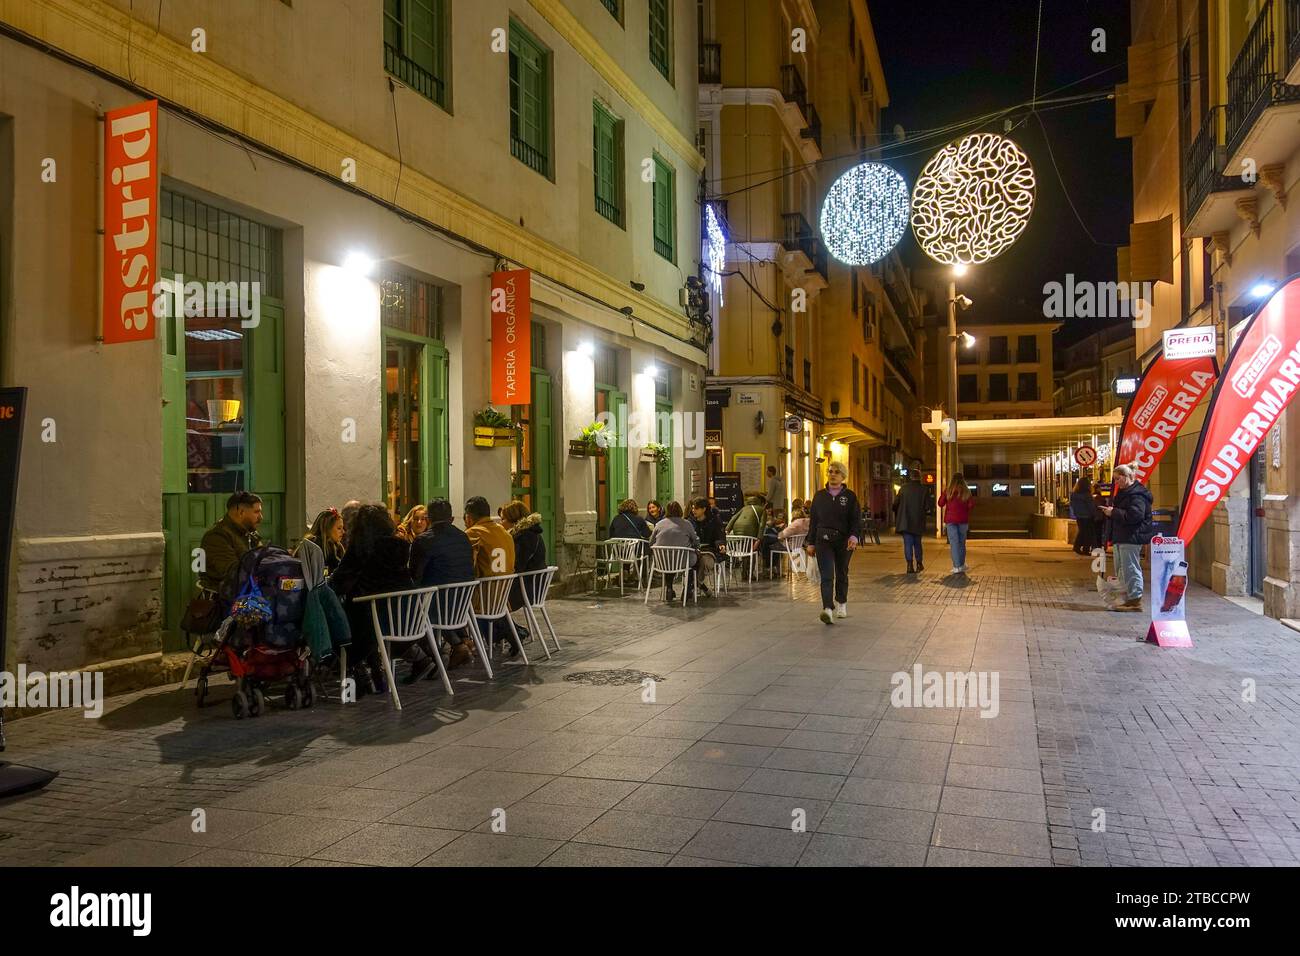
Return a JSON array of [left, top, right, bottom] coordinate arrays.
[[102, 99, 159, 344], [490, 269, 532, 405]]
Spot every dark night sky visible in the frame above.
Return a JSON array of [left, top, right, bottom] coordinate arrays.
[[868, 0, 1133, 344]]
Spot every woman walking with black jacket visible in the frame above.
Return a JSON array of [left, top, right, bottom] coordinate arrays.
[[805, 461, 862, 625]]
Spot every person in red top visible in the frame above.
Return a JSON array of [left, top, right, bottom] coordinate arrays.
[[937, 474, 975, 575]]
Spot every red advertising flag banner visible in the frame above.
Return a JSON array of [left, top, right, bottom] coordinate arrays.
[[490, 269, 532, 406], [1178, 275, 1300, 541], [1117, 351, 1218, 484], [102, 99, 159, 344]]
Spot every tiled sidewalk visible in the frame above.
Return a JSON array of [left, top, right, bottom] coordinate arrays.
[[2, 537, 1299, 866]]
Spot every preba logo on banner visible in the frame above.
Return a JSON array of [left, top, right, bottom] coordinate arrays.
[[102, 99, 159, 345], [1147, 536, 1192, 647], [1179, 275, 1300, 542], [490, 269, 531, 406], [1117, 350, 1218, 484]]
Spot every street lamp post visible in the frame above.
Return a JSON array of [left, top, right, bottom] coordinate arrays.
[[948, 276, 960, 470]]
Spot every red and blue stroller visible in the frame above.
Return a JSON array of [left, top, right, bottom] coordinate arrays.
[[193, 546, 315, 718]]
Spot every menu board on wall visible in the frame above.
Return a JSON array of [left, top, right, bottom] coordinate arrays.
[[712, 472, 743, 526], [733, 453, 765, 497]]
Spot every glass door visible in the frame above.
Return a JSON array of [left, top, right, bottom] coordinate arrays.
[[1250, 443, 1266, 597], [383, 332, 448, 518], [511, 367, 555, 558]]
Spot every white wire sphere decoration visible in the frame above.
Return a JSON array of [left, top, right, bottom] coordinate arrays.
[[818, 162, 911, 266], [910, 132, 1036, 266]]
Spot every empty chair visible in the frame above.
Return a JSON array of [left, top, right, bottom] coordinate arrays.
[[769, 532, 807, 577], [354, 587, 452, 709], [597, 537, 648, 595], [726, 534, 759, 583], [473, 574, 528, 665], [515, 566, 560, 658], [645, 545, 697, 606], [426, 578, 493, 681]]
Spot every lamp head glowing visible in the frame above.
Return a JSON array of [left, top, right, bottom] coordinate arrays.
[[644, 364, 659, 378], [960, 331, 976, 349], [343, 251, 374, 276], [577, 341, 595, 358], [1250, 281, 1275, 298], [952, 264, 969, 278]]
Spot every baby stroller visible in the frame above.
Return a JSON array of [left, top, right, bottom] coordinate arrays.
[[194, 546, 315, 718]]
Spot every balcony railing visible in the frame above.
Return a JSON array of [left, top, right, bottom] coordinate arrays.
[[1017, 385, 1041, 402], [1017, 348, 1040, 363], [1289, 0, 1300, 75], [780, 64, 808, 111], [699, 42, 721, 84], [385, 44, 445, 106], [801, 102, 822, 151], [1185, 105, 1238, 218], [1226, 1, 1300, 156], [511, 136, 549, 178], [780, 213, 828, 281]]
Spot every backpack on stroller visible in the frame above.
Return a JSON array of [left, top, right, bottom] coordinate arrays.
[[195, 546, 314, 718]]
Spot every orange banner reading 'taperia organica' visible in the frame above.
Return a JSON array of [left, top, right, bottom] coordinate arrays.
[[490, 269, 531, 406], [1178, 275, 1300, 541], [102, 99, 159, 344]]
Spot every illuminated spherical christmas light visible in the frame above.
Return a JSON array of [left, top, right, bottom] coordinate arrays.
[[910, 133, 1036, 266], [818, 162, 910, 266]]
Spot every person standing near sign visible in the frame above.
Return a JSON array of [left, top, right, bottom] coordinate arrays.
[[1099, 464, 1153, 611], [765, 466, 785, 517], [1070, 478, 1097, 555], [805, 462, 862, 625]]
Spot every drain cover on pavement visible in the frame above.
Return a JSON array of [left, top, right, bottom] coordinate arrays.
[[563, 669, 666, 686]]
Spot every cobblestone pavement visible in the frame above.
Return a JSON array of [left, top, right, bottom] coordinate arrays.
[[2, 537, 1298, 867]]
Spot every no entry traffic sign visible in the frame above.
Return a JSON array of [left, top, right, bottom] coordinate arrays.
[[1074, 444, 1098, 467]]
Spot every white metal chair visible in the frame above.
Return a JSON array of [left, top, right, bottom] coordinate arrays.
[[726, 534, 759, 583], [426, 579, 493, 681], [473, 574, 529, 665], [769, 533, 807, 577], [515, 566, 560, 658], [596, 538, 648, 594], [354, 587, 452, 710], [645, 545, 697, 606]]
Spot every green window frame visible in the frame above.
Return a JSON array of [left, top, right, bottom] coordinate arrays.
[[593, 101, 624, 226], [509, 21, 551, 178], [600, 0, 621, 21], [648, 0, 672, 81], [652, 154, 676, 262], [383, 0, 449, 108]]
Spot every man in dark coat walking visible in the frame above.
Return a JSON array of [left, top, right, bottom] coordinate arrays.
[[893, 461, 928, 574]]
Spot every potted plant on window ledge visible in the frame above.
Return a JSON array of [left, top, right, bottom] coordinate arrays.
[[639, 441, 670, 465], [473, 406, 519, 448], [570, 421, 614, 458]]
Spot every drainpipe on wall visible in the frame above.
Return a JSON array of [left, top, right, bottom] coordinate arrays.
[[95, 112, 104, 344]]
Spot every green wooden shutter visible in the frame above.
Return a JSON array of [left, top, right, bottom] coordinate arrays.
[[648, 0, 671, 80], [427, 343, 450, 502], [510, 23, 549, 175], [533, 370, 555, 560], [593, 102, 622, 225], [610, 389, 628, 511], [652, 155, 675, 262], [656, 398, 673, 501], [249, 299, 285, 494], [160, 278, 187, 494]]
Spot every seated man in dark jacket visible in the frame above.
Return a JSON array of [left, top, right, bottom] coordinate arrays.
[[199, 491, 264, 595], [408, 498, 476, 671]]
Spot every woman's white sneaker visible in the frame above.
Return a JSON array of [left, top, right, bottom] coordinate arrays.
[[820, 607, 834, 625], [835, 603, 847, 619]]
